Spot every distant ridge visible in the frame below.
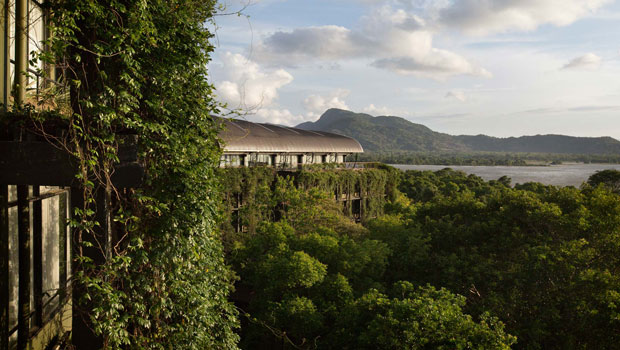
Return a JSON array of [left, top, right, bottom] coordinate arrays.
[[296, 108, 620, 155]]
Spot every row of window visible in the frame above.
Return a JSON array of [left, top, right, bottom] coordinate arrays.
[[3, 185, 71, 348], [220, 153, 348, 168], [2, 0, 51, 106]]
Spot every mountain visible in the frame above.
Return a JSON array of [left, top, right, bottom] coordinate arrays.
[[454, 134, 620, 154], [296, 108, 620, 155], [296, 109, 463, 152]]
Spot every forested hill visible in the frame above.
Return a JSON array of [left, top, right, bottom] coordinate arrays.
[[296, 108, 620, 154]]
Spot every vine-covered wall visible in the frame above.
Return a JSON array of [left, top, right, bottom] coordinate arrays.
[[0, 1, 241, 348], [217, 164, 399, 235]]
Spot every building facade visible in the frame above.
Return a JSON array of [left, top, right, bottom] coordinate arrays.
[[218, 118, 364, 168], [1, 2, 68, 350]]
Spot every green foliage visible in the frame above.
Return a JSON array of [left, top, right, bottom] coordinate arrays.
[[13, 1, 617, 348], [375, 169, 620, 349], [398, 168, 507, 202], [217, 166, 399, 236], [20, 1, 241, 348], [227, 178, 514, 349], [588, 169, 620, 193], [360, 151, 530, 166], [223, 165, 620, 349], [337, 282, 515, 350], [296, 108, 461, 153], [296, 166, 398, 217]]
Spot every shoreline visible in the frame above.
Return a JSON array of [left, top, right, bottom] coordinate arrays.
[[389, 163, 620, 187]]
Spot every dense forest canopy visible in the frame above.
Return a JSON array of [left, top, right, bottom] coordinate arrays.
[[588, 169, 620, 193], [223, 169, 515, 349], [223, 167, 620, 349]]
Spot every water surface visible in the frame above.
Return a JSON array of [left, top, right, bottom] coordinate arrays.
[[390, 164, 620, 187]]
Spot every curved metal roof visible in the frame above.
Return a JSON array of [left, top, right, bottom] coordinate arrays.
[[218, 118, 363, 154]]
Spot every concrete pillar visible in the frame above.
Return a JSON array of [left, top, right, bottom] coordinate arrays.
[[44, 7, 55, 88], [1, 185, 8, 350], [14, 0, 27, 104], [16, 185, 29, 350], [0, 0, 10, 106]]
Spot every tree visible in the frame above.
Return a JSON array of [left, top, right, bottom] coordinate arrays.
[[336, 282, 515, 350], [588, 169, 620, 193], [228, 177, 514, 349], [380, 169, 620, 349], [37, 1, 239, 348]]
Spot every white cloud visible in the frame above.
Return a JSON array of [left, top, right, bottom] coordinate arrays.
[[562, 53, 602, 70], [215, 52, 293, 109], [259, 25, 370, 62], [371, 48, 492, 79], [438, 0, 612, 36], [362, 104, 400, 115], [254, 7, 490, 79], [348, 0, 452, 11], [303, 89, 350, 118], [213, 52, 304, 125], [243, 89, 351, 126], [517, 104, 620, 114], [445, 90, 467, 102], [253, 108, 306, 125]]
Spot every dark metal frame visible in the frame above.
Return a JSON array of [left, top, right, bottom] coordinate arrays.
[[2, 186, 70, 350]]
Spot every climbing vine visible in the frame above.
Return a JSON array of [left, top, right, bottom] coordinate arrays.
[[217, 164, 399, 237], [2, 1, 239, 349]]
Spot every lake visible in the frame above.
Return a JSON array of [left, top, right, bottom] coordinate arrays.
[[390, 164, 620, 187]]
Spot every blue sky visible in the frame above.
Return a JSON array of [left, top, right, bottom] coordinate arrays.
[[209, 0, 620, 139]]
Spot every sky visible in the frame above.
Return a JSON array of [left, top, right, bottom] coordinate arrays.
[[209, 0, 620, 139]]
